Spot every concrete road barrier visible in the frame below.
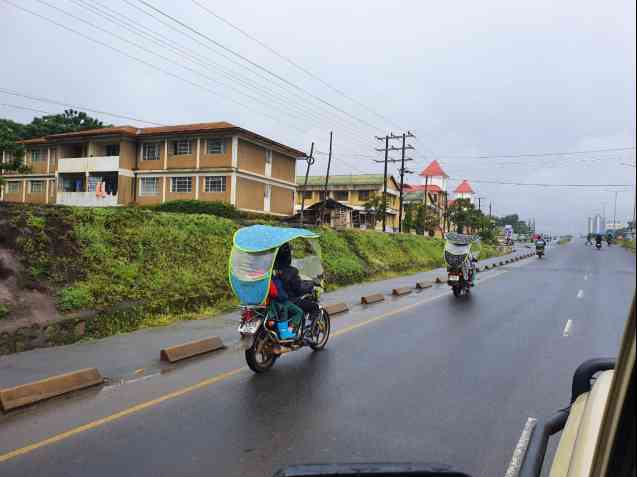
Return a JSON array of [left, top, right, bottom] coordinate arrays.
[[416, 281, 432, 289], [323, 302, 349, 316], [392, 287, 412, 296], [160, 336, 224, 363], [500, 261, 505, 266], [0, 368, 103, 412], [361, 293, 385, 305], [435, 276, 445, 284]]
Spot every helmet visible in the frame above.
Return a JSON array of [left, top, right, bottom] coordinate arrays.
[[274, 243, 292, 269]]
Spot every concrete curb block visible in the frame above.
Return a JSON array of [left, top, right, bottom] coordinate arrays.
[[0, 368, 103, 412], [323, 302, 349, 316], [392, 287, 413, 296], [361, 293, 385, 305], [499, 261, 505, 266], [416, 281, 432, 289], [160, 336, 225, 363]]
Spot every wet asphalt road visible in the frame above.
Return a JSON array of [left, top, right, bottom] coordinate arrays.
[[0, 241, 634, 477]]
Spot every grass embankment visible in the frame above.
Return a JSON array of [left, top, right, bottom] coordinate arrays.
[[0, 204, 503, 337], [620, 239, 635, 254]]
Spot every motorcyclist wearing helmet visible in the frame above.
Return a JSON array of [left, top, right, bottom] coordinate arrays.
[[273, 243, 320, 321]]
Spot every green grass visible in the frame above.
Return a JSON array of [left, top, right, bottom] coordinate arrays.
[[620, 239, 635, 254], [1, 203, 507, 338]]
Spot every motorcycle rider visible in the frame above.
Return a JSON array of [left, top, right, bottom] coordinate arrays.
[[273, 243, 319, 325], [595, 233, 603, 248], [536, 235, 546, 254]]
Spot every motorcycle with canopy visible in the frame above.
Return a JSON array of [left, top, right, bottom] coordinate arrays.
[[444, 232, 479, 297], [229, 225, 330, 373]]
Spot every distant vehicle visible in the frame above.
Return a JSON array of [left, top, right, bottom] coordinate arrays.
[[504, 225, 514, 245], [444, 233, 479, 298]]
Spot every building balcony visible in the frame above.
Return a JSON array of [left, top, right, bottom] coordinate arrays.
[[56, 191, 118, 207], [57, 156, 120, 173]]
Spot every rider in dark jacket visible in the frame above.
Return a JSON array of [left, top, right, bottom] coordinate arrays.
[[274, 244, 319, 317]]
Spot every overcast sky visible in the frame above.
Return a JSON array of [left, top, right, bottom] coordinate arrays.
[[1, 0, 635, 233]]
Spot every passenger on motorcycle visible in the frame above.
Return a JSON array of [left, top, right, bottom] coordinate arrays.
[[273, 243, 320, 322]]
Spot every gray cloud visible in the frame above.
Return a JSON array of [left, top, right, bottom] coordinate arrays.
[[1, 0, 634, 233]]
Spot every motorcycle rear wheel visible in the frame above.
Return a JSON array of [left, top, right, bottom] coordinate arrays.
[[245, 329, 278, 373], [452, 285, 462, 298]]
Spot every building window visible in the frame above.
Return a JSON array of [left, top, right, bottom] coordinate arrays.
[[31, 149, 43, 162], [171, 176, 192, 193], [302, 191, 312, 199], [173, 140, 192, 155], [206, 139, 224, 154], [319, 192, 327, 201], [204, 176, 226, 193], [358, 190, 370, 201], [142, 143, 160, 161], [105, 144, 120, 156], [7, 182, 20, 193], [333, 191, 348, 201], [29, 180, 45, 193], [140, 177, 160, 195]]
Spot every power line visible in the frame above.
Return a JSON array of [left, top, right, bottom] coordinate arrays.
[[189, 0, 402, 131], [0, 91, 371, 176], [447, 177, 634, 188], [120, 0, 372, 147], [432, 147, 636, 160], [0, 88, 165, 125], [134, 0, 385, 134], [69, 0, 374, 150], [32, 0, 342, 140], [3, 0, 322, 141]]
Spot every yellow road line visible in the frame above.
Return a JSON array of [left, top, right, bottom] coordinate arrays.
[[0, 270, 506, 464]]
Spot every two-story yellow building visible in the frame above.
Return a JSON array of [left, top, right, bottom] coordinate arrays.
[[0, 122, 303, 216], [295, 174, 401, 230]]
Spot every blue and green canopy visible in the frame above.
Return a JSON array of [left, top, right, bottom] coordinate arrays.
[[233, 224, 319, 252], [229, 225, 320, 305]]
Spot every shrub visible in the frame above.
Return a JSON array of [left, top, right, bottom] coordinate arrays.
[[0, 303, 9, 320], [57, 284, 93, 311], [151, 200, 241, 219]]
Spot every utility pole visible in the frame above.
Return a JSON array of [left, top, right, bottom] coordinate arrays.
[[397, 133, 414, 233], [319, 132, 333, 225], [375, 132, 415, 232], [489, 202, 492, 219], [613, 190, 618, 230], [299, 142, 315, 227]]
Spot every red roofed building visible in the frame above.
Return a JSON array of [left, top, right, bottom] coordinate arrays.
[[401, 160, 452, 237], [453, 179, 475, 203]]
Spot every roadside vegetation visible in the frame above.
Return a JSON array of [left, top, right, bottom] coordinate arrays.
[[620, 239, 635, 253], [0, 202, 504, 337]]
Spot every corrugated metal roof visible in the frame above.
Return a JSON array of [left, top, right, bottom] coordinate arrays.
[[296, 174, 390, 186]]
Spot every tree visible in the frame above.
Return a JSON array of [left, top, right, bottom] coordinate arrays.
[[22, 110, 107, 139], [412, 204, 439, 236], [447, 198, 480, 234], [402, 203, 415, 232], [0, 119, 28, 185], [364, 194, 388, 226]]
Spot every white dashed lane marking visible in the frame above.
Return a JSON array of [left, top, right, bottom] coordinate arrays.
[[563, 319, 573, 337]]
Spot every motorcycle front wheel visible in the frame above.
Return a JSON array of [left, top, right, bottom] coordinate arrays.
[[309, 309, 330, 351], [452, 285, 462, 297], [245, 328, 278, 373]]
